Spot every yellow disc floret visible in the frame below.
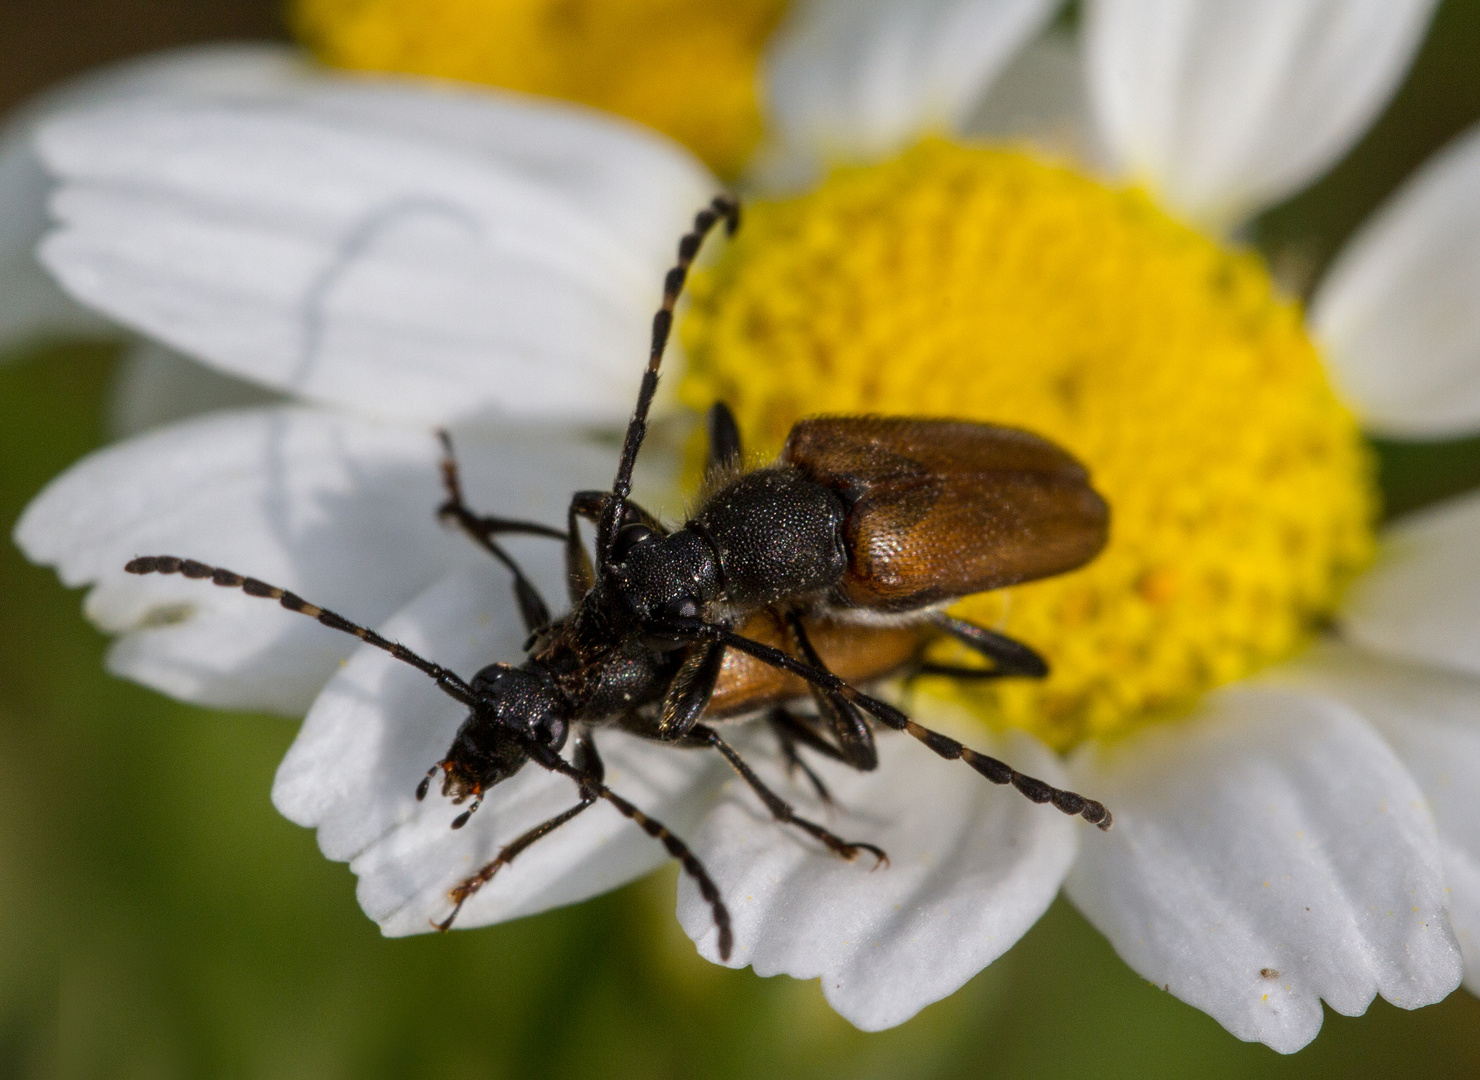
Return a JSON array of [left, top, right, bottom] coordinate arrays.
[[291, 0, 785, 176], [680, 140, 1375, 750]]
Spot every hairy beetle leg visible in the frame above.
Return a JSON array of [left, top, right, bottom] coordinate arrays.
[[692, 723, 889, 868], [662, 617, 1113, 831], [433, 794, 598, 932], [767, 707, 838, 805]]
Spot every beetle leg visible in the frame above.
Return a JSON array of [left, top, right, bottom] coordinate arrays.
[[564, 495, 596, 604], [527, 737, 735, 961], [767, 708, 837, 804], [705, 401, 743, 484], [689, 723, 887, 867], [436, 431, 557, 634], [564, 489, 671, 603], [658, 641, 727, 738], [785, 612, 879, 771], [434, 796, 598, 931], [436, 431, 569, 541], [926, 612, 1049, 678], [568, 490, 669, 535], [433, 732, 605, 932], [622, 697, 839, 806], [653, 616, 1113, 831]]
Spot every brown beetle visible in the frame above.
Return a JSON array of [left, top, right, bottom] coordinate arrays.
[[124, 195, 1111, 960]]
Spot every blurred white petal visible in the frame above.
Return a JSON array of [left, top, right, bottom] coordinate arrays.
[[963, 27, 1109, 170], [13, 405, 611, 713], [677, 704, 1077, 1031], [109, 338, 284, 438], [1085, 0, 1438, 230], [1312, 122, 1480, 437], [0, 132, 109, 352], [764, 0, 1060, 170], [36, 88, 714, 424], [1272, 642, 1480, 995], [274, 567, 725, 935], [0, 43, 311, 356], [273, 80, 713, 274], [1066, 687, 1459, 1054], [1341, 489, 1480, 680]]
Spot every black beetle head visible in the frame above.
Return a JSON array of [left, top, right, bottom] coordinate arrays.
[[608, 526, 721, 634], [417, 663, 568, 828]]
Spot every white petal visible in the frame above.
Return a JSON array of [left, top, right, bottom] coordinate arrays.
[[108, 338, 284, 438], [36, 89, 715, 423], [12, 405, 611, 713], [0, 130, 109, 351], [765, 0, 1060, 165], [281, 81, 714, 276], [1066, 687, 1460, 1054], [1341, 489, 1480, 679], [273, 567, 725, 935], [963, 27, 1110, 171], [676, 701, 1077, 1031], [1085, 0, 1438, 230], [0, 44, 310, 355], [1312, 122, 1480, 437], [1272, 641, 1480, 995]]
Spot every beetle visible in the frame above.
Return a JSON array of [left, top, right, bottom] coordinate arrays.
[[125, 195, 1112, 961]]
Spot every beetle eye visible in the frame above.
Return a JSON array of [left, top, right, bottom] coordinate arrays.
[[612, 523, 656, 562], [537, 715, 568, 749], [661, 596, 700, 623]]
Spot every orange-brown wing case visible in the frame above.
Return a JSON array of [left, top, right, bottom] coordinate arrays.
[[705, 610, 928, 718], [782, 417, 1109, 612]]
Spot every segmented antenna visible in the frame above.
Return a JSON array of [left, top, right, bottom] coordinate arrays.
[[124, 554, 736, 957], [533, 743, 734, 960], [660, 618, 1113, 830], [124, 556, 476, 706], [599, 195, 740, 563]]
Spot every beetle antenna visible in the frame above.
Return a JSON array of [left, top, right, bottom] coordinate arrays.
[[593, 783, 733, 960], [599, 194, 740, 563], [659, 618, 1112, 830], [124, 556, 476, 707], [530, 743, 735, 960]]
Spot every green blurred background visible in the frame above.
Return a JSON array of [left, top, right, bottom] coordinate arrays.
[[3, 2, 1480, 1077]]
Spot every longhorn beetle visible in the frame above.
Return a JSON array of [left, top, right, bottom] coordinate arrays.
[[126, 195, 1112, 961]]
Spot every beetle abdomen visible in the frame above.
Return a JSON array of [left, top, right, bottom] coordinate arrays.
[[704, 609, 927, 718], [783, 417, 1109, 612]]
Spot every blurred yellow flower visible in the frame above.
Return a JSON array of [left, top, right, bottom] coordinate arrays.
[[292, 0, 785, 175]]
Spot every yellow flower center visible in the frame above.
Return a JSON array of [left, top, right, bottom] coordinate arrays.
[[291, 0, 785, 176], [680, 141, 1375, 750]]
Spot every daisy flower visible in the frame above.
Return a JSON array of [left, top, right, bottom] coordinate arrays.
[[8, 0, 1480, 1054]]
